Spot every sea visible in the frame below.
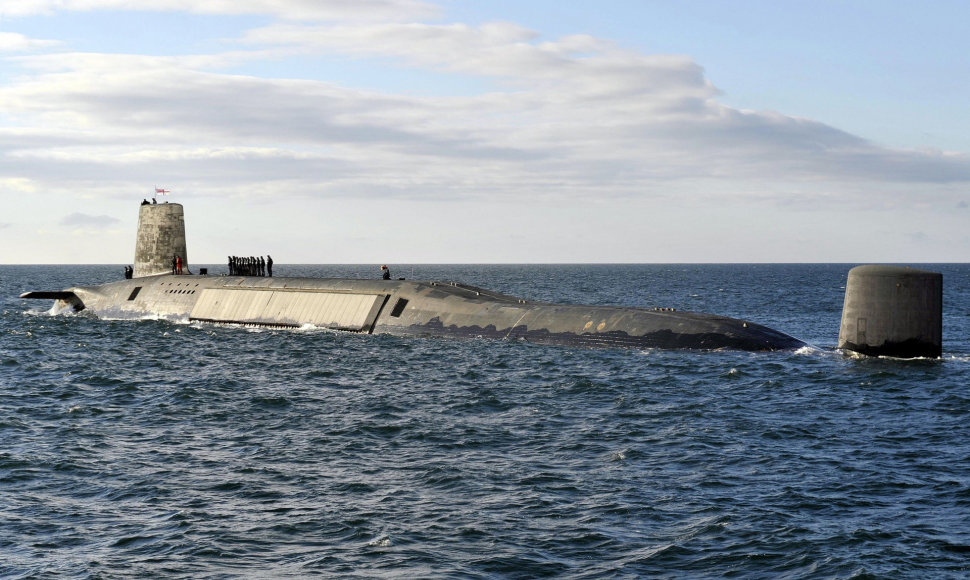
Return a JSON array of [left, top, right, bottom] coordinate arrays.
[[2, 263, 969, 579]]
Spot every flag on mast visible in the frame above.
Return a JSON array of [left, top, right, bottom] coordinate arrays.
[[154, 187, 170, 195]]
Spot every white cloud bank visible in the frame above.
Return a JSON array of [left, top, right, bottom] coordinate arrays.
[[0, 1, 967, 263]]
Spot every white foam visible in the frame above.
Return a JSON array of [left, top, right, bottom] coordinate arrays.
[[367, 535, 391, 548], [878, 355, 941, 362], [836, 347, 949, 362], [22, 302, 76, 317]]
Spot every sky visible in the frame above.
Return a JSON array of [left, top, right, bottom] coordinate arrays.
[[1, 0, 968, 264]]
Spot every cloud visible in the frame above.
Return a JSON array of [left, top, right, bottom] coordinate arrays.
[[243, 21, 715, 100], [0, 32, 59, 52], [3, 41, 969, 209], [0, 176, 40, 192], [59, 212, 120, 228], [0, 4, 968, 216], [0, 0, 438, 21]]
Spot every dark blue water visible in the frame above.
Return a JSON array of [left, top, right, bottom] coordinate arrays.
[[3, 264, 970, 579]]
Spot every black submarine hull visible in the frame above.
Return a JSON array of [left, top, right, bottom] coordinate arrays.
[[22, 273, 805, 352]]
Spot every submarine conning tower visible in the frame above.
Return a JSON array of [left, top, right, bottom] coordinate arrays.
[[133, 202, 188, 278], [838, 265, 942, 359]]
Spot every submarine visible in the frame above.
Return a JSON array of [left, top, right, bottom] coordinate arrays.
[[20, 202, 807, 351], [19, 201, 943, 356]]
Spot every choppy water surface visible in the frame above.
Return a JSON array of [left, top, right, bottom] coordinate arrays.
[[2, 264, 970, 579]]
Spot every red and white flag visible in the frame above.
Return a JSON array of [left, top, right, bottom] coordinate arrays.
[[154, 187, 170, 195]]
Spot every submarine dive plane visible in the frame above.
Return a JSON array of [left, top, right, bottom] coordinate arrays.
[[20, 202, 942, 357]]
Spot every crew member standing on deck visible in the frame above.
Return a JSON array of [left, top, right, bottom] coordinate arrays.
[[266, 255, 273, 277], [381, 265, 391, 280]]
